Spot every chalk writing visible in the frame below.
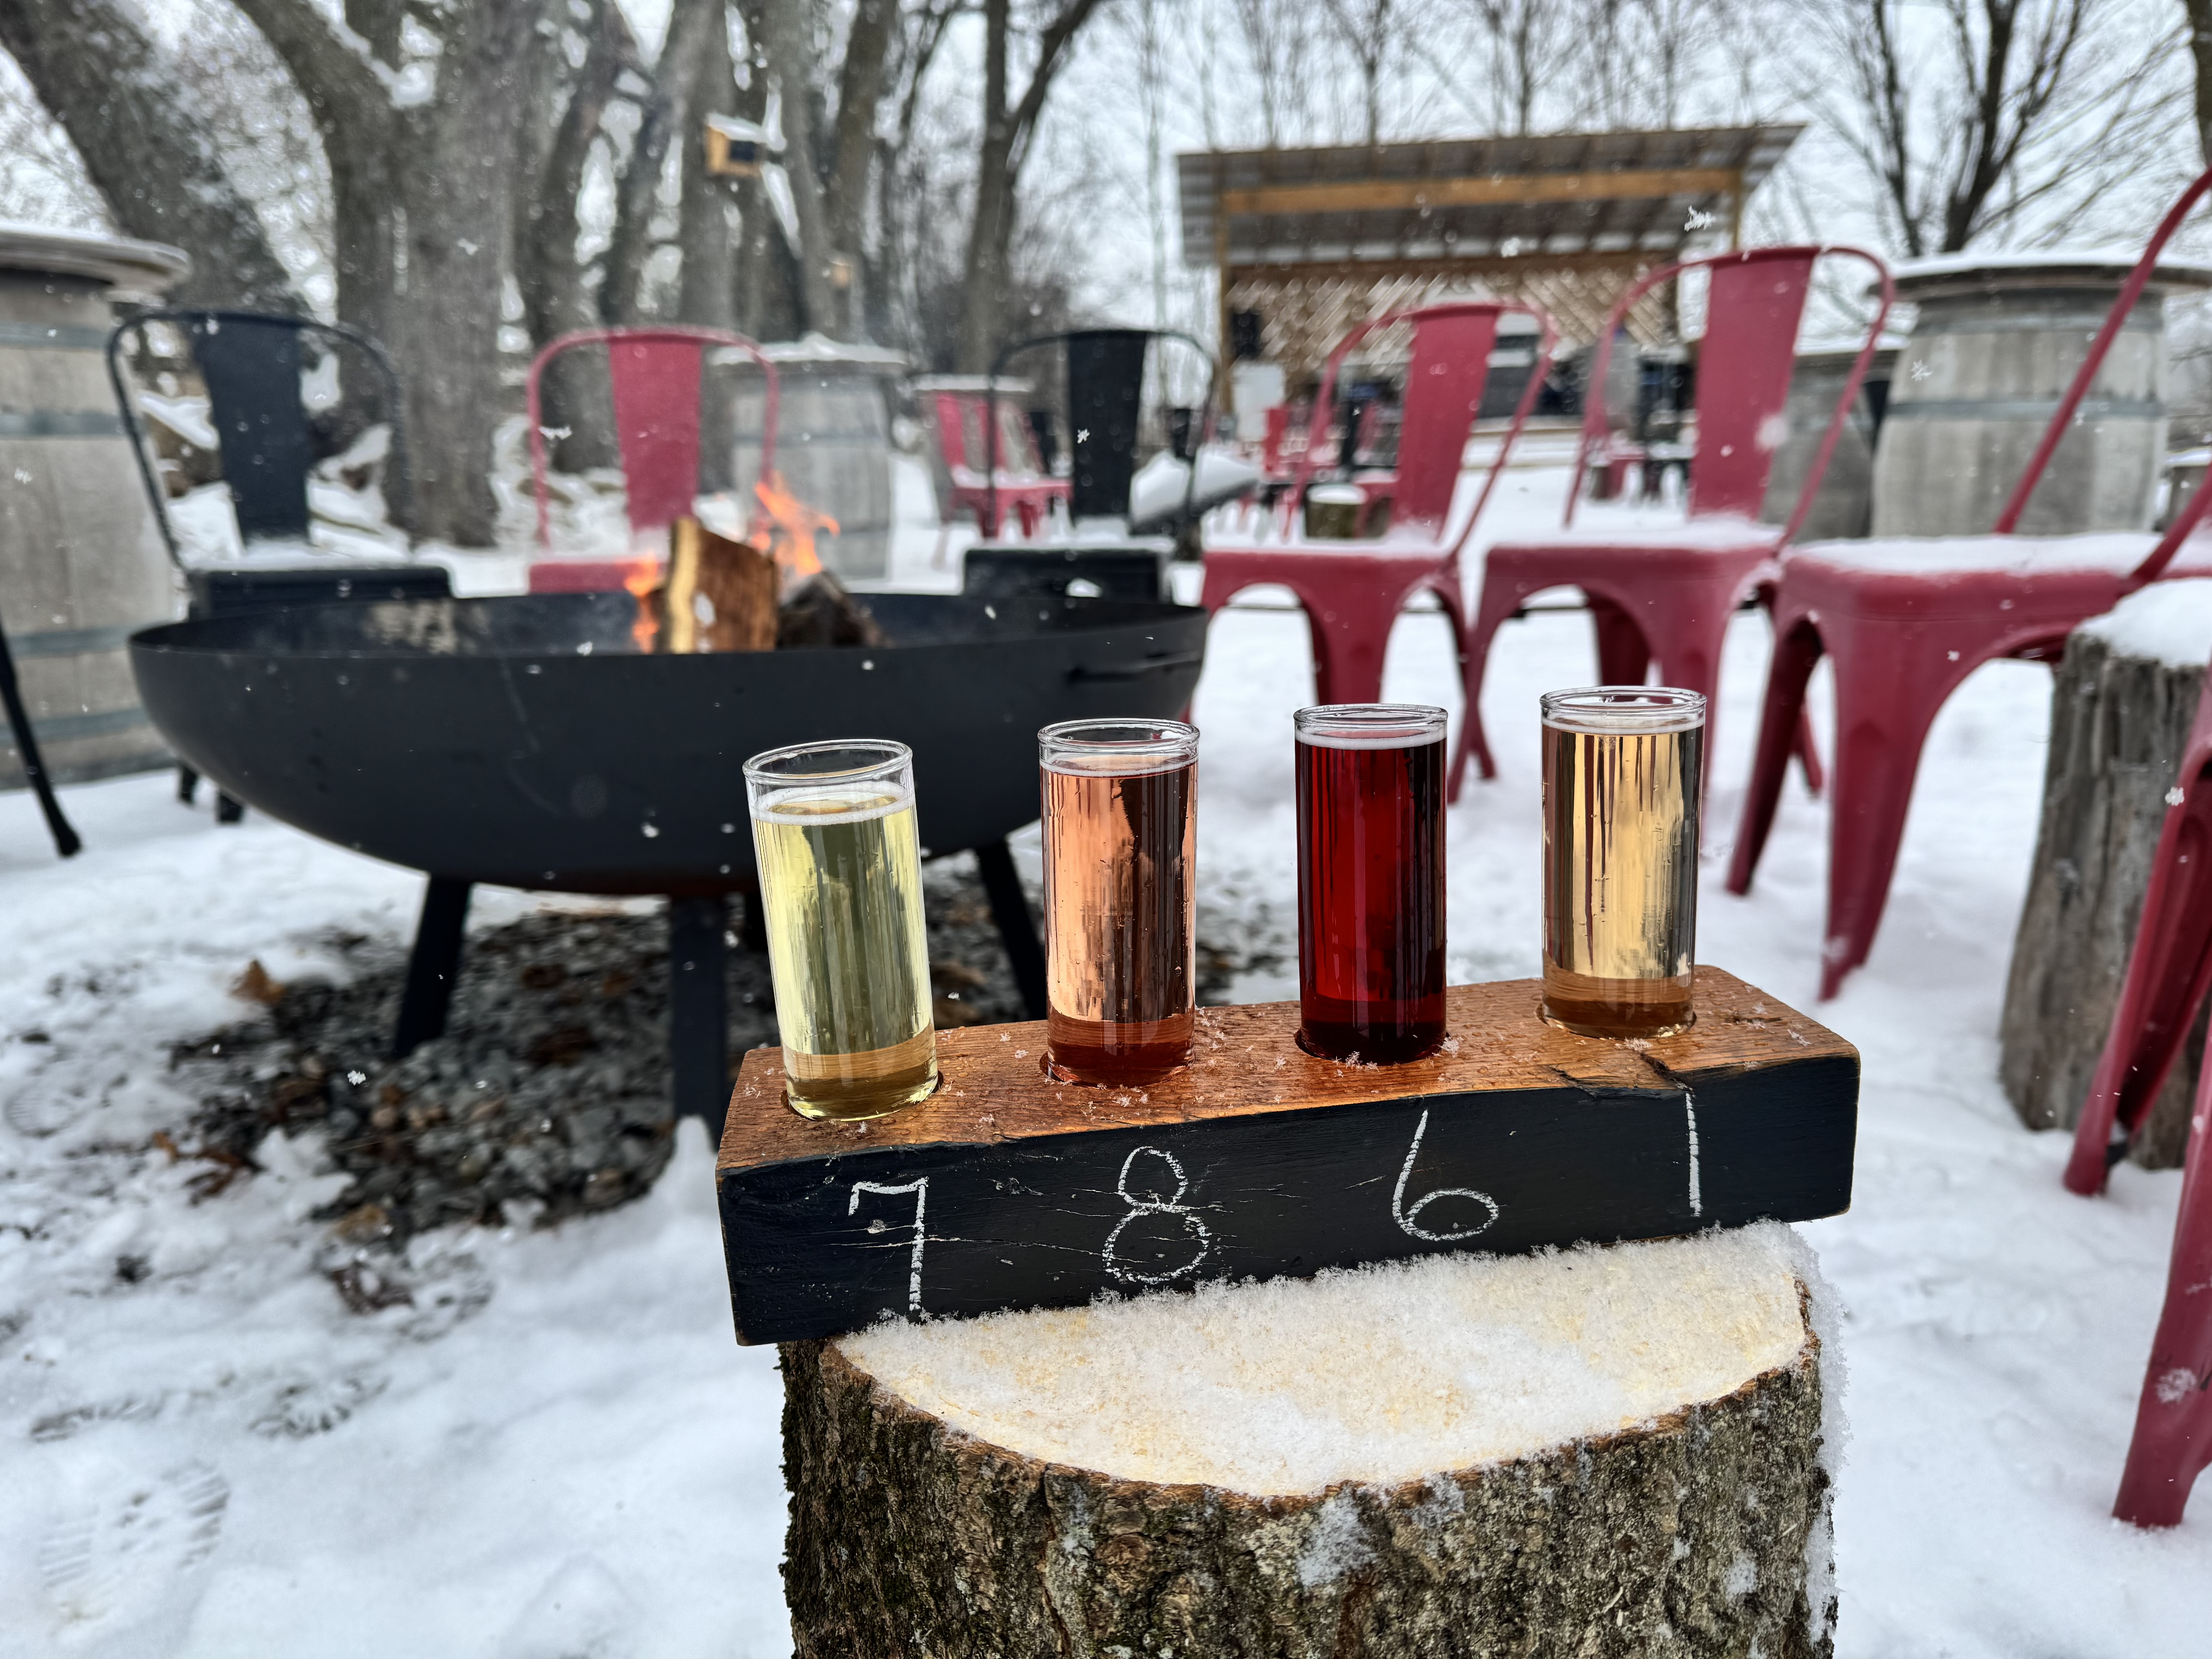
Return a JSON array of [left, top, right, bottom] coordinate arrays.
[[1391, 1110, 1499, 1243], [1102, 1145, 1212, 1285], [850, 1177, 929, 1316]]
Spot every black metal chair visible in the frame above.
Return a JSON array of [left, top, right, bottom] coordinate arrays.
[[107, 309, 430, 819], [0, 602, 80, 859], [967, 330, 1218, 600]]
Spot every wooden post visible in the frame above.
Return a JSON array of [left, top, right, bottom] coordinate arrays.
[[780, 1223, 1837, 1657], [2002, 627, 2206, 1164]]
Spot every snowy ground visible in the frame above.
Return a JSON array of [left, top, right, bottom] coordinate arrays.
[[3, 464, 2210, 1655]]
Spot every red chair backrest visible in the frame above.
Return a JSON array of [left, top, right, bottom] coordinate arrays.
[[1565, 246, 1894, 541], [1298, 300, 1559, 553], [929, 388, 1041, 478], [527, 326, 778, 549], [1994, 166, 2212, 590]]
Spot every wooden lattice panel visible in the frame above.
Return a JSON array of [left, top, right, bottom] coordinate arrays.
[[1225, 260, 1673, 389]]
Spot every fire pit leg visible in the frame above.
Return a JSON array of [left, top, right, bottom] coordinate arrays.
[[392, 877, 472, 1056], [973, 840, 1048, 1020], [668, 895, 730, 1137]]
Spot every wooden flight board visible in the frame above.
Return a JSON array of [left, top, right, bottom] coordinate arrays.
[[714, 968, 1857, 1345]]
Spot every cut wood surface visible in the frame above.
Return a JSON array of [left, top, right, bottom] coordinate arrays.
[[716, 969, 1859, 1343], [2002, 628, 2203, 1165], [781, 1223, 1838, 1658]]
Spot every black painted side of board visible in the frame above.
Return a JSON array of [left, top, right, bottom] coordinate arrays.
[[717, 1053, 1857, 1344]]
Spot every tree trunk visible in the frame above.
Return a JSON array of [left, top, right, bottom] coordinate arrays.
[[680, 7, 741, 490], [781, 1231, 1836, 1658], [2190, 0, 2212, 169], [605, 0, 726, 326], [518, 0, 630, 472], [383, 0, 539, 547], [0, 0, 303, 314], [759, 0, 841, 335], [2001, 629, 2206, 1167]]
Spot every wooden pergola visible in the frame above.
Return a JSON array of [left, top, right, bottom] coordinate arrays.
[[1177, 124, 1805, 386]]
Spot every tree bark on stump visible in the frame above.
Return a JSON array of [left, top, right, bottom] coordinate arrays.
[[780, 1241, 1834, 1659], [2001, 629, 2207, 1166]]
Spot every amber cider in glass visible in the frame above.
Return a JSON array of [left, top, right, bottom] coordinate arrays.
[[1039, 719, 1198, 1085], [1539, 687, 1704, 1039]]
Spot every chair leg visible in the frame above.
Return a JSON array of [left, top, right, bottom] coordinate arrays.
[[2064, 747, 2212, 1195], [1302, 587, 1402, 706], [974, 839, 1048, 1020], [1727, 621, 1823, 898], [178, 766, 200, 805], [1588, 598, 1651, 685], [1815, 653, 1951, 1000], [2112, 1056, 2212, 1527], [393, 877, 472, 1056], [1458, 567, 1543, 786], [668, 894, 731, 1139], [1793, 713, 1826, 797]]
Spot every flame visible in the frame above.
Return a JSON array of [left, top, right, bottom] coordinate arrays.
[[621, 556, 661, 652], [749, 469, 839, 586]]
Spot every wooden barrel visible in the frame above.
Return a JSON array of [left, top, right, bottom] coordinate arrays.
[[725, 342, 906, 582], [0, 225, 188, 790], [1870, 256, 2212, 539], [1760, 342, 1897, 541]]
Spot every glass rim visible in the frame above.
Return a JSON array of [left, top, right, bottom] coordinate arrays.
[[742, 737, 912, 785], [1295, 702, 1447, 749], [1540, 686, 1705, 734], [1039, 717, 1199, 776]]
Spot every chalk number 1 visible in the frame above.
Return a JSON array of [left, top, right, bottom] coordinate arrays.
[[850, 1177, 929, 1316]]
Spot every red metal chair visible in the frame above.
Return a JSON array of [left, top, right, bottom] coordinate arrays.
[[1461, 246, 1894, 786], [920, 379, 1068, 540], [1197, 300, 1558, 802], [525, 326, 779, 591], [2052, 590, 2212, 1527], [1728, 169, 2212, 1000]]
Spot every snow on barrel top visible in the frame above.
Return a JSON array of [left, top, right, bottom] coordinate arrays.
[[840, 1222, 1811, 1496]]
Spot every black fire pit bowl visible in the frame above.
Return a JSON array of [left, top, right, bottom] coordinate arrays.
[[131, 590, 1206, 1130]]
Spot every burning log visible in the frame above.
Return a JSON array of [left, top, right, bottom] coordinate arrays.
[[633, 475, 886, 655], [665, 519, 779, 653]]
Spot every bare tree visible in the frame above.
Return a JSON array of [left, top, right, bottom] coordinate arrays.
[[1812, 0, 2183, 256], [1321, 0, 1401, 147], [955, 0, 1109, 371], [1232, 0, 1327, 145], [0, 0, 303, 312], [2188, 0, 2212, 168], [1464, 0, 1582, 136]]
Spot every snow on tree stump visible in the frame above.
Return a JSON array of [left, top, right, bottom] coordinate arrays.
[[780, 1223, 1838, 1659], [2001, 590, 2212, 1166]]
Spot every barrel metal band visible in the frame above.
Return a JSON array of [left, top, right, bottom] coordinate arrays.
[[0, 321, 112, 352], [7, 623, 136, 659], [0, 410, 129, 438], [0, 705, 151, 750], [1882, 397, 2164, 422], [1908, 312, 2162, 337]]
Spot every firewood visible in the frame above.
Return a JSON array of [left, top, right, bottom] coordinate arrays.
[[777, 570, 889, 649], [663, 518, 779, 654]]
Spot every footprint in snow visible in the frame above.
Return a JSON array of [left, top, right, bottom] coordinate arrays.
[[39, 1458, 229, 1628]]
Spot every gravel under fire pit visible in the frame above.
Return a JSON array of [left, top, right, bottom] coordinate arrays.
[[170, 859, 1284, 1267]]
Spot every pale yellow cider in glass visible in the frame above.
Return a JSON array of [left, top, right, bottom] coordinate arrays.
[[1540, 701, 1702, 1039], [752, 785, 937, 1118]]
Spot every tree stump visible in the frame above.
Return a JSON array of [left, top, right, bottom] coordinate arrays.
[[2001, 605, 2211, 1166], [780, 1224, 1838, 1659]]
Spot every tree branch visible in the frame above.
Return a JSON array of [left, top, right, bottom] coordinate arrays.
[[228, 0, 392, 143]]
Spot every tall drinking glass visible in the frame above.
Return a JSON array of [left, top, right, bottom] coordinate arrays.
[[1295, 703, 1448, 1063], [1539, 687, 1705, 1039], [1040, 718, 1199, 1085], [744, 738, 937, 1119]]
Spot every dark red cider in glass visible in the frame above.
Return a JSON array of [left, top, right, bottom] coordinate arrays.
[[1295, 704, 1447, 1063]]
